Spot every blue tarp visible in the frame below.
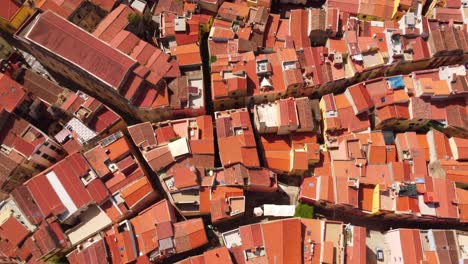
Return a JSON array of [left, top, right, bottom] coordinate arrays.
[[387, 76, 404, 89]]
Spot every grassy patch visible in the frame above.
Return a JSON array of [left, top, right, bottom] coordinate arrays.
[[294, 202, 314, 219], [209, 56, 217, 65]]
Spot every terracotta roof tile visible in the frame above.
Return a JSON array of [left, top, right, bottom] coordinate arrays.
[[359, 0, 395, 20], [109, 30, 141, 55], [173, 218, 208, 253], [0, 216, 29, 247], [120, 176, 156, 209], [345, 83, 373, 114], [86, 179, 110, 204], [172, 166, 199, 189], [93, 4, 132, 43], [261, 218, 302, 264], [328, 0, 359, 14], [68, 239, 108, 264], [203, 247, 233, 263], [398, 229, 424, 263], [0, 74, 26, 113], [25, 11, 136, 89], [153, 0, 183, 15]]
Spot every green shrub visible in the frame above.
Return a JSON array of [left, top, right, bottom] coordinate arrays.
[[127, 13, 142, 24], [294, 202, 314, 219]]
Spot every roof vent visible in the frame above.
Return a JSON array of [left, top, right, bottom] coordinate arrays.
[[108, 163, 118, 172]]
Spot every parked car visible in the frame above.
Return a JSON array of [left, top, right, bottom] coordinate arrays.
[[376, 247, 384, 261]]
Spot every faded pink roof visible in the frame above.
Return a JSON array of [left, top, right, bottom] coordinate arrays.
[[24, 11, 136, 89]]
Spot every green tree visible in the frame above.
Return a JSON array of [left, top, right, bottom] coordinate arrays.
[[127, 13, 142, 24], [294, 202, 314, 219]]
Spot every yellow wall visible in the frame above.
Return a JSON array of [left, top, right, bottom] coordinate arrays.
[[200, 17, 214, 34], [0, 5, 33, 34], [371, 184, 380, 214]]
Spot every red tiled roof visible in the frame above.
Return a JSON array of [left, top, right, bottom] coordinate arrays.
[[153, 0, 183, 15], [86, 179, 110, 204], [347, 226, 366, 264], [399, 229, 424, 263], [278, 98, 299, 127], [155, 126, 177, 144], [300, 176, 318, 202], [93, 4, 133, 43], [128, 122, 157, 149], [106, 136, 131, 161], [0, 216, 29, 247], [203, 247, 233, 263], [432, 178, 459, 219], [26, 174, 66, 217], [84, 146, 110, 178], [10, 185, 43, 225], [210, 198, 229, 222], [396, 196, 419, 213], [171, 43, 202, 66], [33, 221, 64, 256], [68, 239, 108, 264], [173, 218, 208, 253], [338, 107, 370, 133], [144, 146, 174, 172], [110, 30, 140, 54], [289, 9, 311, 49], [218, 2, 249, 21], [0, 0, 22, 21], [37, 0, 83, 19], [261, 218, 302, 264], [402, 37, 430, 61], [25, 11, 136, 89], [91, 0, 116, 11], [12, 136, 35, 157], [433, 7, 463, 23], [172, 167, 199, 189], [456, 188, 468, 222], [0, 73, 26, 112], [217, 110, 260, 168], [115, 230, 138, 263], [346, 83, 373, 114], [328, 0, 359, 14], [53, 155, 93, 208], [359, 0, 395, 20]]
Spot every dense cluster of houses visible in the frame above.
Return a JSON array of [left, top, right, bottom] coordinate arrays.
[[0, 0, 467, 263]]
